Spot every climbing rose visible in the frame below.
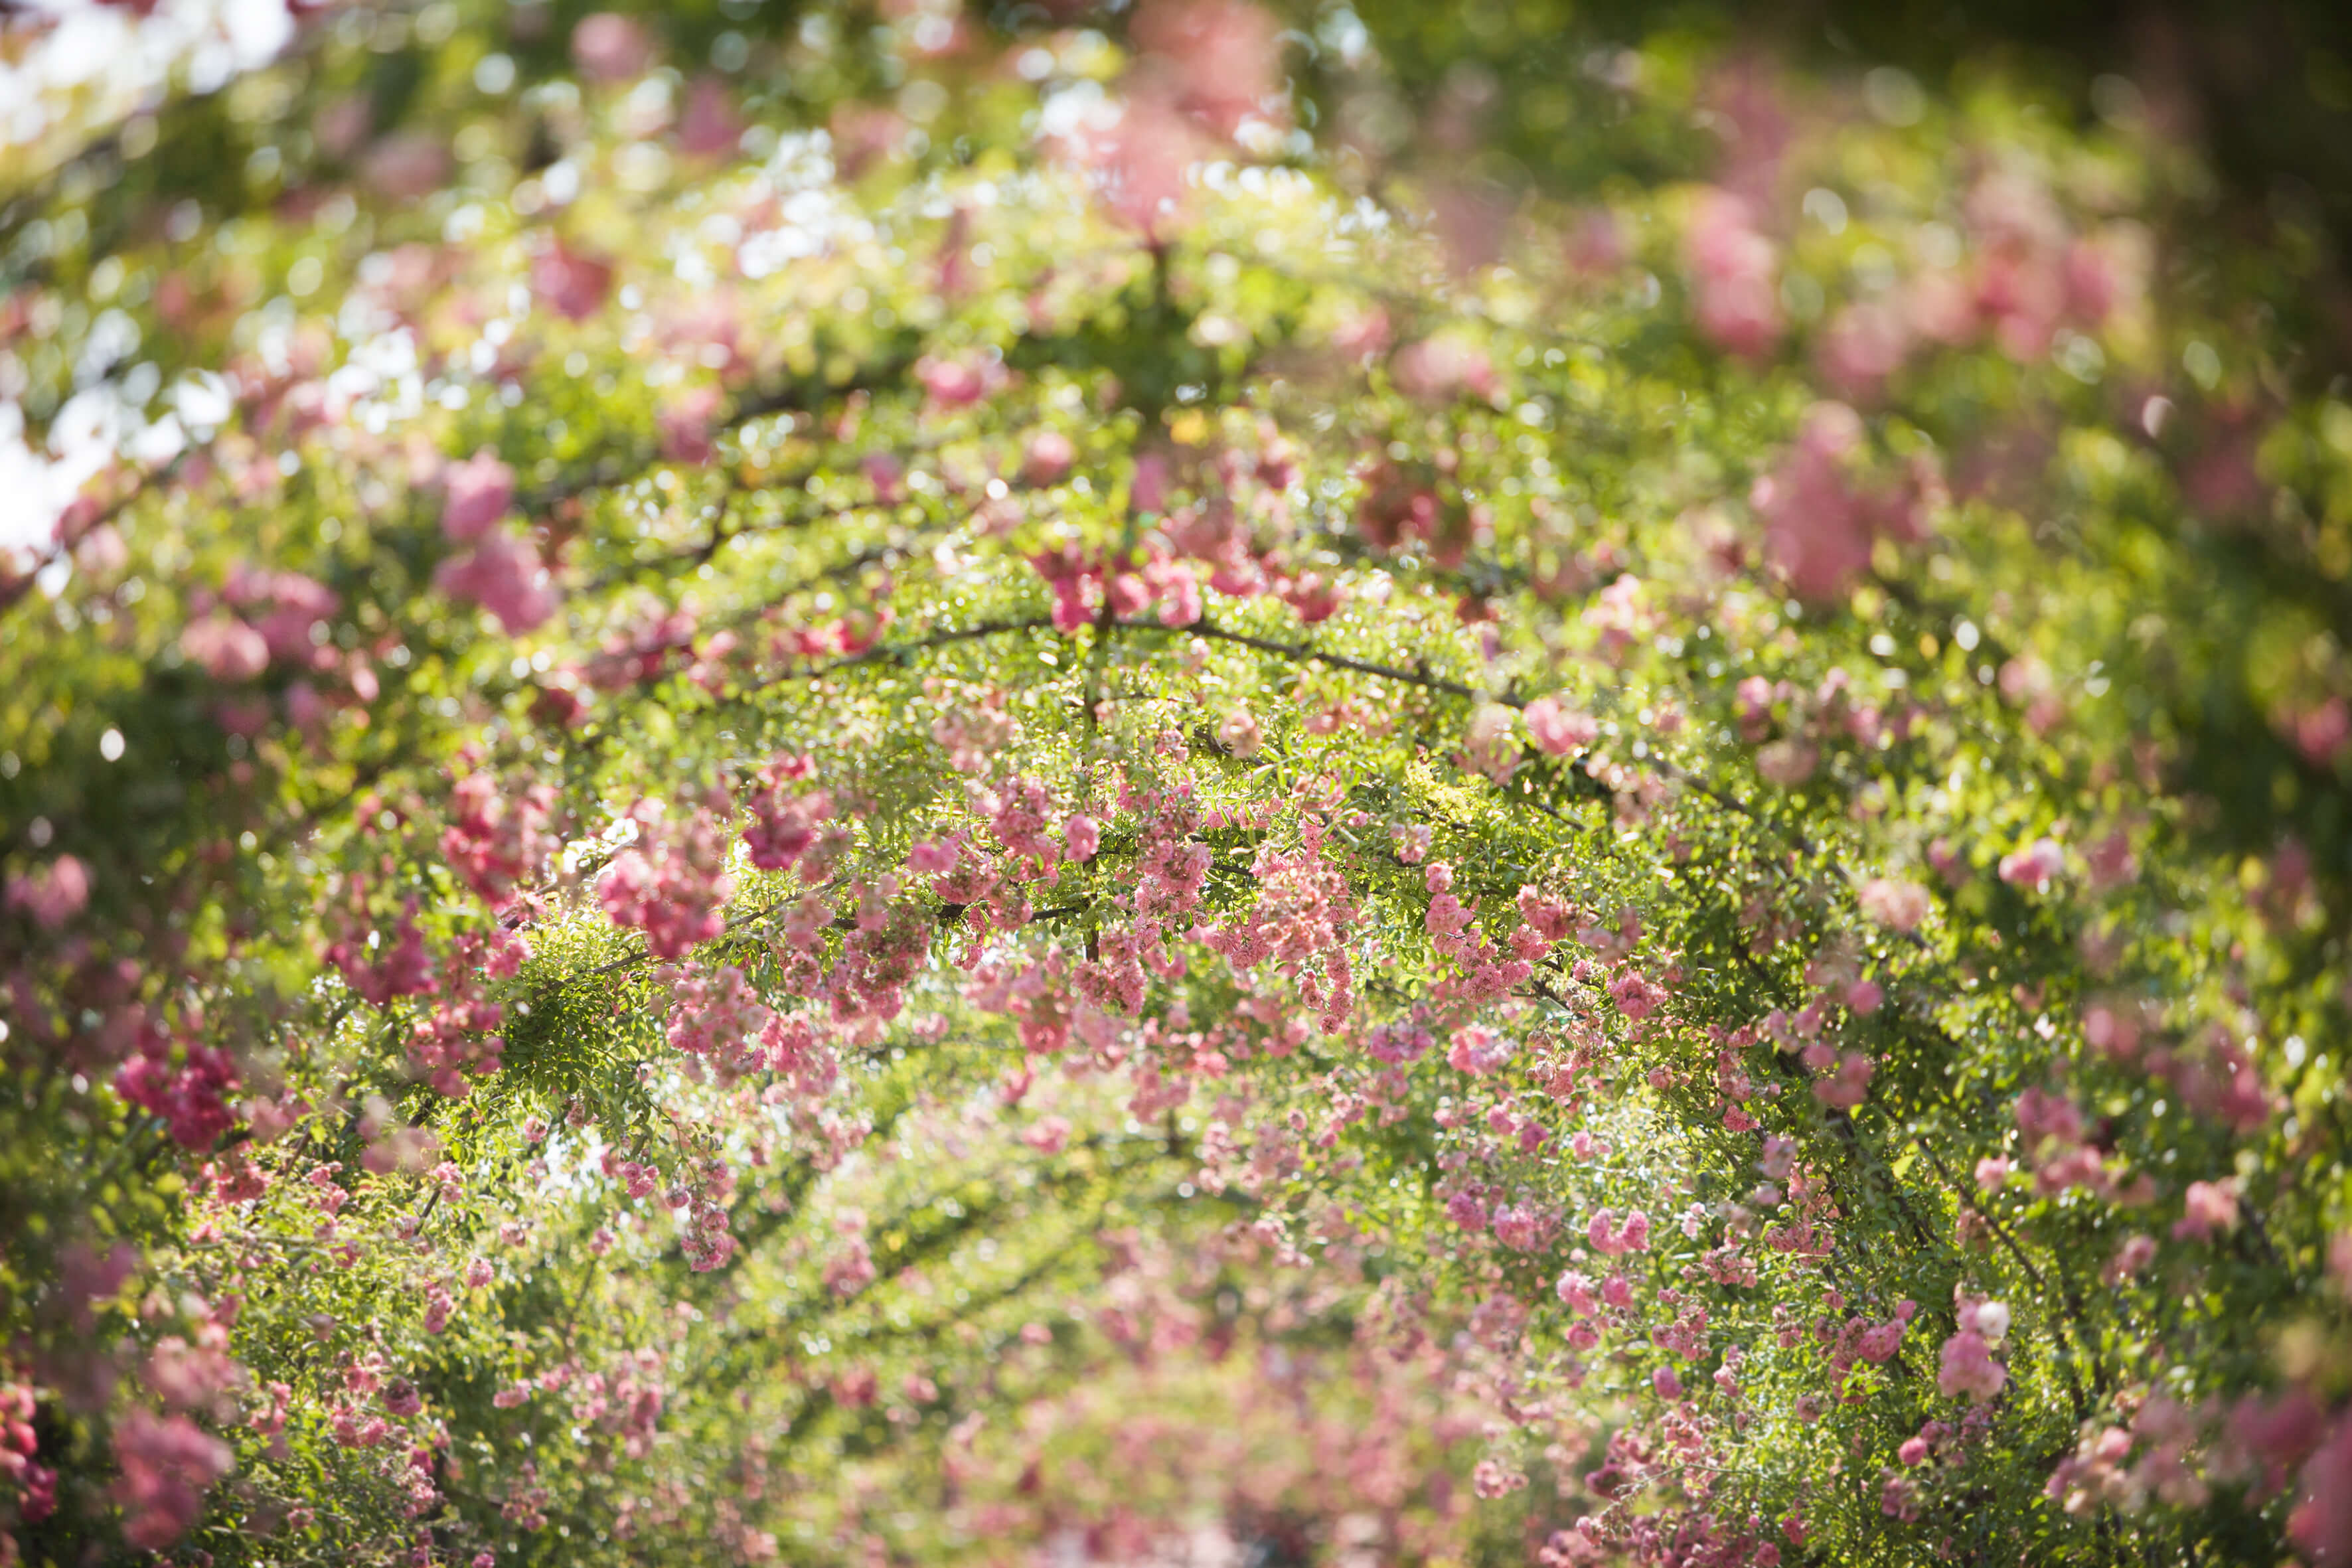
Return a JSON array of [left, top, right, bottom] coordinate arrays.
[[6, 855, 90, 927], [181, 614, 270, 681], [441, 451, 514, 542], [435, 530, 557, 635], [1857, 877, 1931, 931], [1937, 1329, 2007, 1403], [2175, 1180, 2240, 1241], [572, 13, 653, 82], [112, 1411, 233, 1549], [1524, 696, 1599, 755]]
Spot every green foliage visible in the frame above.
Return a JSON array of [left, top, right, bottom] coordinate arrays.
[[5, 0, 2352, 1563]]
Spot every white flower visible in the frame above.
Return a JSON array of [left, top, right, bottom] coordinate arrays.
[[1974, 1301, 2010, 1346]]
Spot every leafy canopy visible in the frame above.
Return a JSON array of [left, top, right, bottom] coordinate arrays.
[[5, 0, 2352, 1564]]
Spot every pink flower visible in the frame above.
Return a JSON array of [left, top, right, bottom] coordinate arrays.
[[1131, 453, 1172, 515], [435, 529, 557, 634], [2290, 1412, 2352, 1565], [1751, 404, 1864, 599], [1153, 562, 1203, 627], [182, 613, 270, 681], [1812, 1051, 1875, 1110], [1021, 1116, 1071, 1155], [1022, 430, 1077, 487], [1818, 301, 1913, 398], [2291, 700, 2352, 769], [1936, 1328, 2007, 1403], [1470, 1456, 1526, 1500], [1755, 738, 1820, 787], [1129, 0, 1283, 139], [1447, 1026, 1512, 1075], [6, 854, 90, 927], [1998, 837, 2066, 892], [676, 76, 744, 158], [1491, 1204, 1542, 1251], [860, 451, 907, 505], [1555, 1271, 1597, 1315], [824, 1237, 877, 1297], [1857, 877, 1931, 931], [362, 133, 449, 201], [1652, 1366, 1686, 1401], [916, 354, 1006, 412], [1392, 333, 1499, 404], [441, 450, 514, 542], [741, 765, 832, 875], [1523, 696, 1599, 755], [145, 1334, 243, 1416], [2173, 1180, 2240, 1242], [2103, 1234, 2157, 1285], [1586, 1208, 1650, 1255], [1974, 1157, 2011, 1191], [1608, 969, 1662, 1020], [602, 807, 735, 961], [571, 12, 652, 83], [1755, 400, 1942, 603], [531, 244, 614, 322], [1684, 187, 1782, 359], [1855, 1320, 1906, 1364], [464, 1257, 494, 1289], [1063, 815, 1100, 862], [112, 1410, 233, 1549], [1215, 710, 1261, 757], [659, 384, 724, 464]]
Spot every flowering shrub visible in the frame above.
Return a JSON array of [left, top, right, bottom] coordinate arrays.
[[4, 0, 2352, 1563]]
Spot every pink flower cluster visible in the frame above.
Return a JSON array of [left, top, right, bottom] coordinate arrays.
[[1585, 1208, 1653, 1256], [1936, 1295, 2010, 1403], [1201, 826, 1357, 1034], [433, 451, 556, 633], [1749, 402, 1941, 602], [1, 1381, 53, 1535], [441, 768, 556, 905], [1684, 188, 1782, 360], [599, 796, 735, 959], [405, 927, 527, 1097], [740, 755, 834, 874], [116, 1007, 241, 1150], [112, 1409, 233, 1550], [4, 854, 90, 929], [664, 963, 776, 1086], [328, 896, 437, 1006]]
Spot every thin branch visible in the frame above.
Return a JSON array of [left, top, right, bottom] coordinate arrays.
[[740, 615, 1056, 695], [1182, 618, 1488, 703]]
